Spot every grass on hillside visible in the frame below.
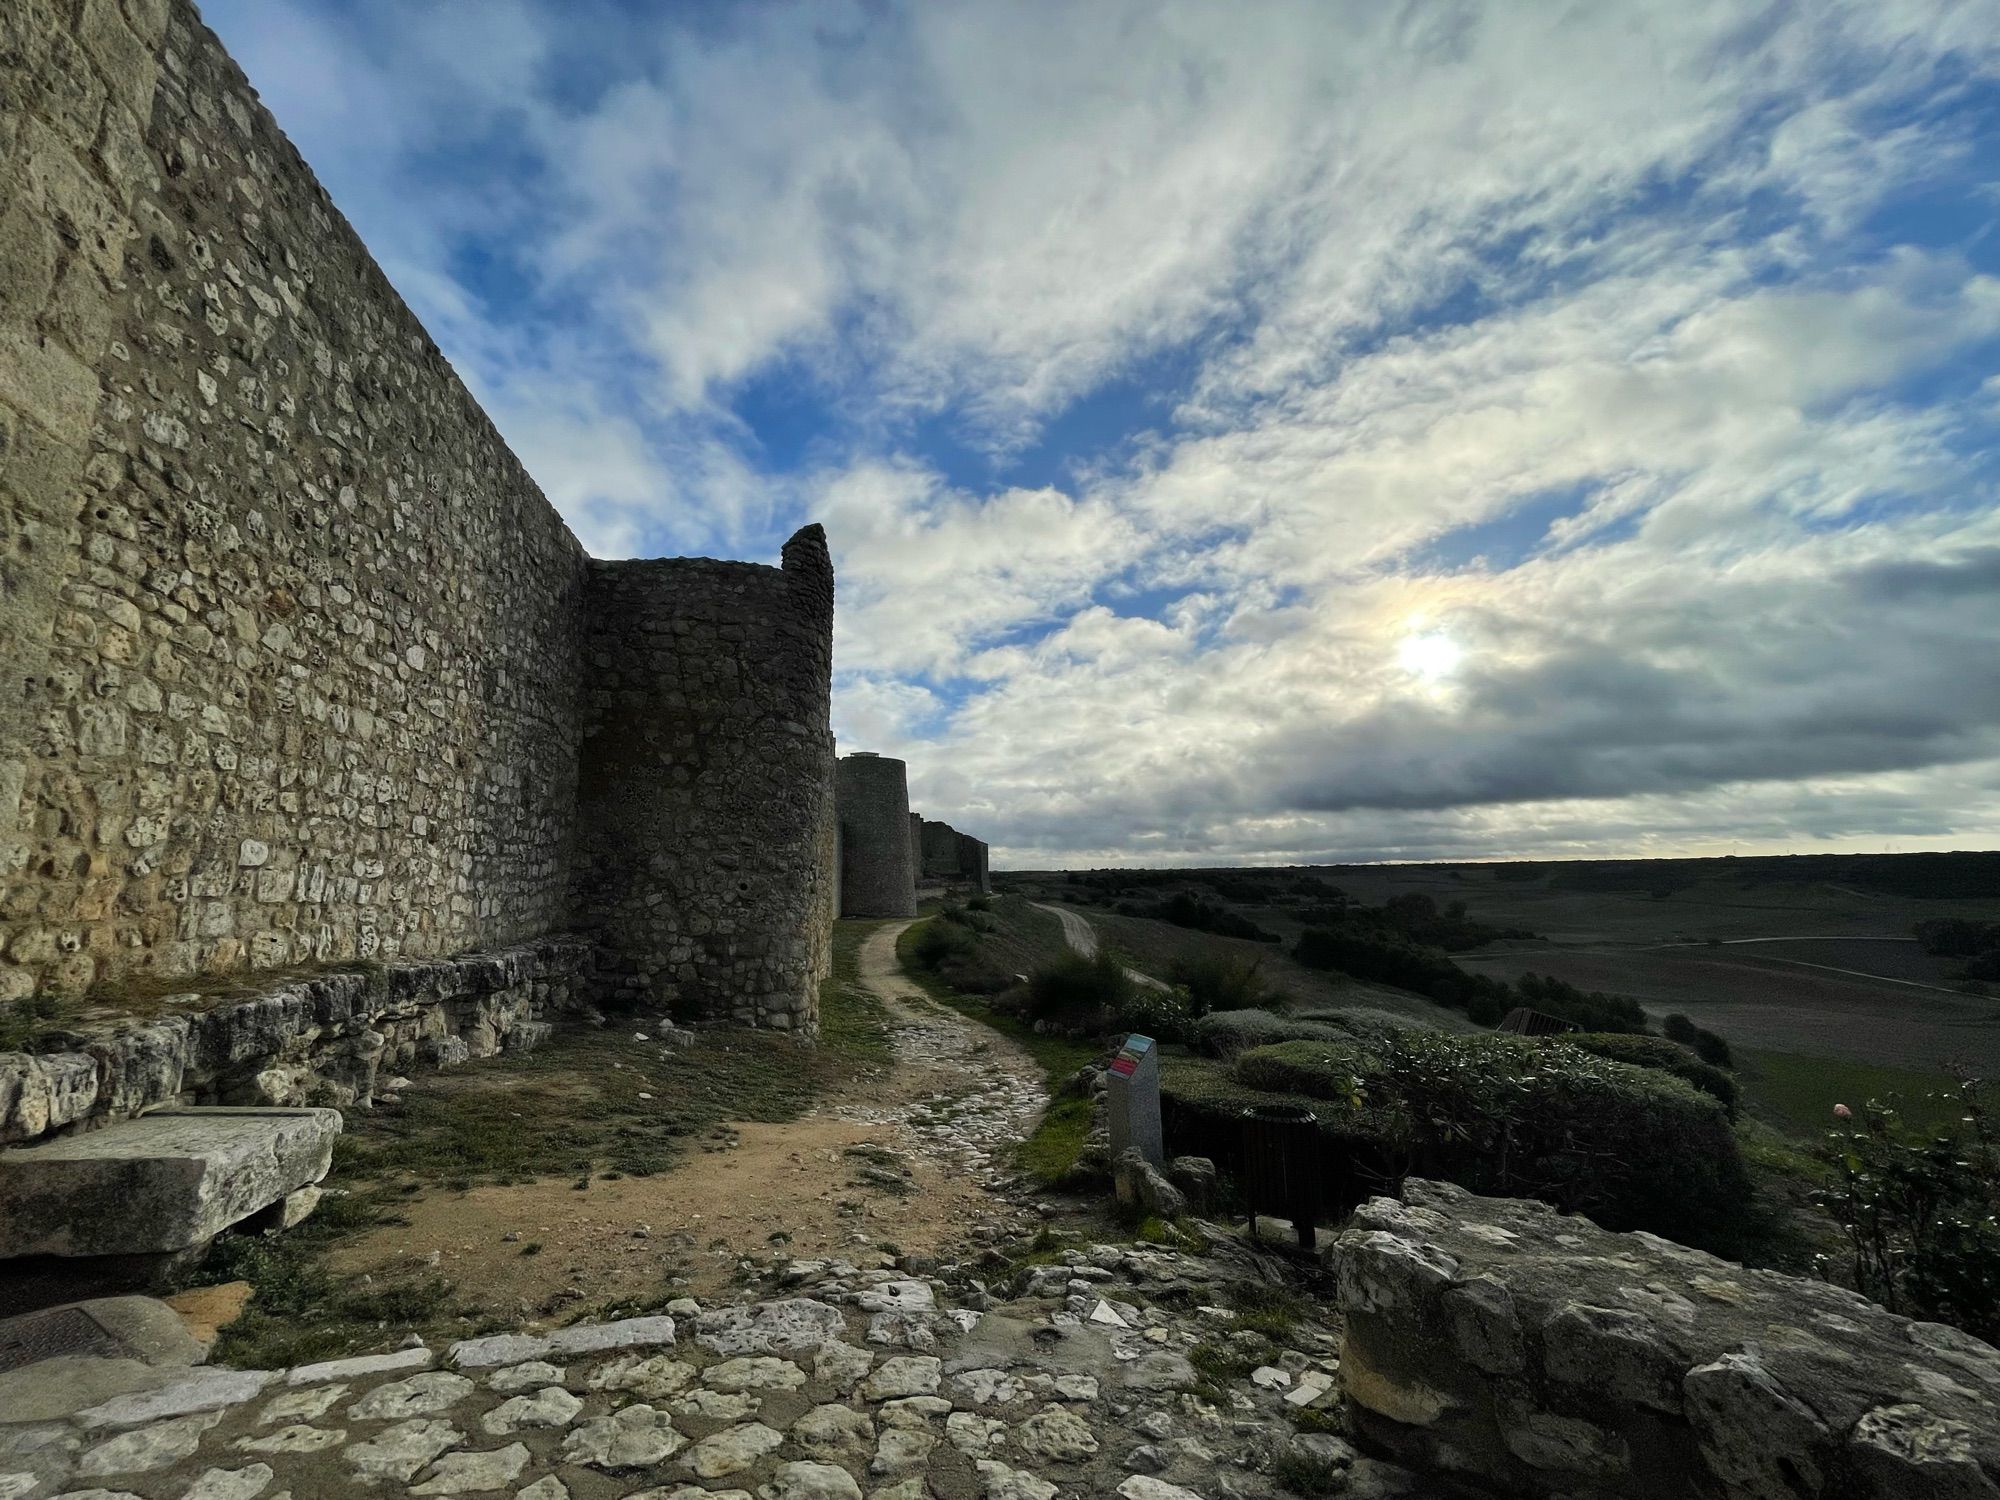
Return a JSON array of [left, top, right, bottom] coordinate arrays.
[[1741, 1048, 1967, 1138], [200, 925, 893, 1368]]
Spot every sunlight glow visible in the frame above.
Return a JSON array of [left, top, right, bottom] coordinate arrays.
[[1399, 630, 1463, 680]]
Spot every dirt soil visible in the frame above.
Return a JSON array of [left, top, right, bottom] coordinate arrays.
[[328, 922, 1050, 1317]]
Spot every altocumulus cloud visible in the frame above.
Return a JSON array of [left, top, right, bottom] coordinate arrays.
[[203, 0, 2000, 864]]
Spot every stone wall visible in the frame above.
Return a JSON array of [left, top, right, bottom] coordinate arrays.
[[0, 936, 592, 1144], [956, 833, 991, 894], [0, 0, 838, 1044], [0, 0, 588, 1004], [919, 820, 962, 881], [576, 531, 837, 1029], [835, 753, 915, 918], [1333, 1178, 2000, 1499]]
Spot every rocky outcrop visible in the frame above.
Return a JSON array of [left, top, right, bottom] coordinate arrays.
[[0, 937, 591, 1145], [1333, 1177, 2000, 1499]]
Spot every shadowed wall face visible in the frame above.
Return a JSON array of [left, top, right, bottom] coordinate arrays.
[[0, 0, 589, 1003], [836, 754, 915, 917], [577, 530, 837, 1029], [0, 0, 836, 1032], [920, 820, 961, 881]]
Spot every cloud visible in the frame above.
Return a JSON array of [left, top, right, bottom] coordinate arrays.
[[200, 0, 2000, 863]]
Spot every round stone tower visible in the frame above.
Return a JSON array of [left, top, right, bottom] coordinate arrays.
[[836, 753, 916, 917]]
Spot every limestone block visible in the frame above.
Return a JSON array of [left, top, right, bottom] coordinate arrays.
[[0, 1051, 99, 1142], [1329, 1179, 2000, 1500], [0, 1106, 341, 1256]]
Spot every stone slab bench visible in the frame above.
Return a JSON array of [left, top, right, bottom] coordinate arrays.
[[0, 1107, 341, 1259]]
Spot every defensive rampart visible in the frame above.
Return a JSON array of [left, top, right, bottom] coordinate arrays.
[[0, 0, 837, 1102], [834, 753, 915, 918]]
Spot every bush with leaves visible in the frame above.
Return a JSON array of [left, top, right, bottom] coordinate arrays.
[[1662, 1011, 1734, 1068], [1168, 953, 1283, 1015], [1812, 1080, 1999, 1343], [1024, 950, 1134, 1027], [1556, 1032, 1738, 1116], [910, 918, 978, 970], [1234, 1031, 1751, 1241]]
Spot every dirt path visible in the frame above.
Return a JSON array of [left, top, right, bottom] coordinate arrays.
[[331, 922, 1049, 1318], [1033, 900, 1171, 990]]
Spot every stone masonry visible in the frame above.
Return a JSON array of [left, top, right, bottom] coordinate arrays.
[[834, 754, 915, 919], [0, 0, 836, 1054], [577, 535, 837, 1028]]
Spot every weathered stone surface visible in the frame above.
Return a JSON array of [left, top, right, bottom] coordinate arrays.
[[559, 1404, 685, 1468], [284, 1348, 431, 1385], [478, 1385, 580, 1434], [446, 1314, 675, 1368], [408, 1443, 529, 1495], [682, 1421, 783, 1479], [342, 1419, 461, 1483], [75, 1413, 219, 1475], [1332, 1178, 2000, 1499], [764, 1461, 864, 1500], [345, 1372, 474, 1421], [0, 0, 834, 1064], [694, 1298, 844, 1356], [75, 1368, 274, 1428], [860, 1356, 941, 1401], [0, 1108, 340, 1257], [178, 1463, 274, 1500], [835, 754, 916, 918]]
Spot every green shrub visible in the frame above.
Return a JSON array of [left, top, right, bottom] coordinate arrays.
[[1813, 1080, 1999, 1343], [1116, 984, 1197, 1044], [1663, 1011, 1734, 1068], [1143, 891, 1281, 943], [1191, 1008, 1351, 1059], [1511, 973, 1646, 1034], [1234, 1033, 1750, 1241], [911, 919, 978, 970], [1168, 954, 1282, 1014], [1558, 1032, 1738, 1115], [1025, 951, 1134, 1026]]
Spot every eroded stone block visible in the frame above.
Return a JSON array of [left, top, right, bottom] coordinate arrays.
[[0, 1106, 340, 1256]]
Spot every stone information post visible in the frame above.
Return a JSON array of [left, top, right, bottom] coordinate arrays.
[[1106, 1034, 1163, 1167]]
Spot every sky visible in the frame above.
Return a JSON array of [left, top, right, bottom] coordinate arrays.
[[202, 0, 2000, 868]]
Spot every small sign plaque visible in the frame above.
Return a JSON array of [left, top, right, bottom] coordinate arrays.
[[1106, 1031, 1163, 1168]]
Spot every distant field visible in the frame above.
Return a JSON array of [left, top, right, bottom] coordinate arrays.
[[1459, 945, 2000, 1075], [1740, 1049, 1967, 1137]]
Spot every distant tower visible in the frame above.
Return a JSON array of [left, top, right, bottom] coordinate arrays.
[[836, 753, 917, 917]]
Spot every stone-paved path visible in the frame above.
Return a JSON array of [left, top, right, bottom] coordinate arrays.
[[838, 923, 1051, 1202], [0, 927, 1430, 1498], [1, 1239, 1419, 1500]]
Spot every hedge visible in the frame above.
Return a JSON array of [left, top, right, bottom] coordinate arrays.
[[1557, 1032, 1738, 1116], [1231, 1033, 1751, 1244], [1190, 1008, 1352, 1058]]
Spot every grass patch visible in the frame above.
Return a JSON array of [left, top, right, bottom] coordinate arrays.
[[201, 1192, 476, 1368], [1742, 1049, 1965, 1138], [1274, 1445, 1348, 1496], [1017, 1097, 1096, 1187]]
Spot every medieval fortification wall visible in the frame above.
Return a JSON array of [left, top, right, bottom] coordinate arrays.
[[0, 0, 834, 1094], [834, 753, 915, 918]]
